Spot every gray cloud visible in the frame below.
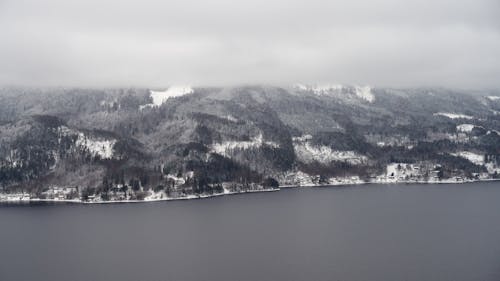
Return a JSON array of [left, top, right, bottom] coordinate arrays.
[[1, 0, 499, 88]]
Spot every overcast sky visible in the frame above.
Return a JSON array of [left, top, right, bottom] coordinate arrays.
[[1, 0, 499, 88]]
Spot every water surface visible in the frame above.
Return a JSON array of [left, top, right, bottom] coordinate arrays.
[[1, 182, 500, 281]]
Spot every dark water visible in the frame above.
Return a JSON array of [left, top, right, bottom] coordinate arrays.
[[1, 182, 500, 281]]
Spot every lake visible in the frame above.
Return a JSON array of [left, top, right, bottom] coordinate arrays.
[[1, 182, 500, 281]]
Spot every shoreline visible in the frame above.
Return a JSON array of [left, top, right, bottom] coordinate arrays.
[[1, 178, 499, 204], [279, 178, 500, 188], [0, 188, 280, 204]]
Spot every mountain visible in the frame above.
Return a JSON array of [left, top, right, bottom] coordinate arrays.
[[1, 85, 499, 202]]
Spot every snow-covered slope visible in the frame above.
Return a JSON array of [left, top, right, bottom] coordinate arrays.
[[59, 126, 116, 159], [150, 86, 193, 106], [354, 86, 375, 103], [433, 112, 474, 120], [450, 151, 485, 165], [75, 134, 116, 159], [140, 86, 193, 109], [294, 84, 375, 103], [211, 134, 279, 157], [293, 135, 367, 165]]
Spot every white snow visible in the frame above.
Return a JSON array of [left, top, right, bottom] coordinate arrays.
[[211, 134, 279, 156], [294, 84, 374, 102], [327, 176, 364, 186], [354, 86, 375, 103], [294, 84, 343, 93], [139, 104, 154, 110], [487, 96, 500, 101], [0, 193, 31, 201], [485, 162, 500, 174], [58, 126, 116, 159], [76, 133, 116, 159], [280, 171, 365, 187], [284, 171, 318, 187], [377, 163, 426, 182], [99, 99, 118, 108], [140, 86, 193, 110], [293, 137, 367, 165], [487, 129, 500, 135], [225, 115, 238, 122], [311, 84, 345, 93], [166, 174, 186, 186], [456, 124, 476, 133], [450, 151, 485, 165], [150, 86, 193, 106], [433, 112, 474, 120], [292, 134, 313, 142], [386, 163, 414, 179]]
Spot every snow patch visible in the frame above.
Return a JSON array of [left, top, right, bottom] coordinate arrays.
[[487, 96, 500, 101], [224, 115, 238, 122], [293, 136, 367, 165], [433, 112, 473, 120], [294, 84, 374, 102], [211, 134, 279, 156], [150, 86, 193, 106], [456, 124, 476, 133], [294, 84, 343, 93], [450, 151, 484, 165], [76, 133, 116, 159], [58, 126, 116, 159], [327, 176, 365, 186], [485, 162, 500, 174], [292, 134, 313, 142], [140, 86, 193, 109], [139, 104, 154, 110], [354, 86, 375, 103]]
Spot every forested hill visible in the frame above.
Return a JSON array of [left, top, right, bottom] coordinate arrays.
[[1, 85, 499, 201]]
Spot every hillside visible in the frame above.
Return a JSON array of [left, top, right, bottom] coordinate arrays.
[[1, 85, 499, 202]]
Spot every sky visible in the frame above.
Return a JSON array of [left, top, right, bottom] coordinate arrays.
[[0, 0, 499, 89]]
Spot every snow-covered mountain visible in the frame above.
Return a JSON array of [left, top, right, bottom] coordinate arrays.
[[0, 85, 499, 201]]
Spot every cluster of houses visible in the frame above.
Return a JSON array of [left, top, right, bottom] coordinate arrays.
[[0, 192, 31, 201], [375, 162, 489, 183], [0, 186, 79, 202]]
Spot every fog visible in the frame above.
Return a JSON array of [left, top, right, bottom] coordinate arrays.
[[1, 0, 499, 88]]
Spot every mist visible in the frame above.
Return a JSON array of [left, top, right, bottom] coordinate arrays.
[[1, 0, 499, 89]]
